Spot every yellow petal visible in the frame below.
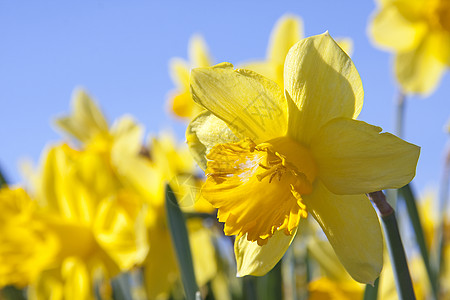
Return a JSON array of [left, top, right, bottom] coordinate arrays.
[[189, 221, 217, 286], [55, 88, 109, 143], [395, 33, 447, 95], [235, 229, 297, 277], [268, 14, 303, 65], [186, 111, 239, 170], [308, 277, 364, 300], [93, 197, 149, 270], [144, 225, 178, 299], [190, 63, 288, 143], [311, 118, 420, 195], [284, 33, 363, 145], [189, 34, 212, 68], [370, 4, 427, 52], [303, 182, 383, 284], [169, 58, 190, 89], [336, 37, 354, 57], [241, 61, 283, 88]]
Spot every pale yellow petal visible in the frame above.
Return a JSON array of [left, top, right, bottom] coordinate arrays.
[[395, 33, 447, 95], [336, 37, 354, 57], [55, 89, 109, 143], [284, 33, 363, 145], [370, 4, 427, 52], [189, 34, 212, 67], [303, 182, 383, 284], [235, 229, 296, 277], [311, 118, 420, 195], [169, 58, 190, 89], [240, 61, 283, 88], [268, 14, 303, 65], [190, 63, 288, 143], [186, 111, 238, 170]]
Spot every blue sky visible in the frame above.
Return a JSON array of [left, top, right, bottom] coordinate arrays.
[[0, 1, 449, 198]]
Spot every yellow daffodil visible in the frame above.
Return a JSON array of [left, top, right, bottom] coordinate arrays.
[[243, 14, 353, 89], [0, 187, 58, 288], [20, 90, 151, 299], [186, 32, 420, 283], [168, 35, 212, 119], [28, 142, 148, 300], [369, 0, 450, 95]]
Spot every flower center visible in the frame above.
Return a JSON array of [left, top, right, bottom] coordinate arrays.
[[255, 136, 317, 194], [427, 0, 450, 32], [203, 136, 317, 245]]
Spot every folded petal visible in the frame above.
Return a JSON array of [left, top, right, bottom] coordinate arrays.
[[311, 118, 420, 195], [303, 182, 383, 284], [190, 63, 288, 143], [370, 4, 426, 52], [268, 14, 303, 65], [284, 33, 363, 145], [395, 33, 447, 95], [235, 229, 296, 277], [186, 111, 239, 170]]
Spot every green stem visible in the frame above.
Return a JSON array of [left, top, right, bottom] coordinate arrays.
[[400, 184, 438, 299], [368, 191, 416, 300], [363, 277, 379, 300], [436, 150, 450, 293], [395, 92, 406, 138]]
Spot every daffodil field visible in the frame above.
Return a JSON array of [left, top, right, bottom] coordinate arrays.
[[3, 3, 450, 300]]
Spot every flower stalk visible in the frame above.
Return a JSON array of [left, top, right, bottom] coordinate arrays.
[[368, 191, 416, 300]]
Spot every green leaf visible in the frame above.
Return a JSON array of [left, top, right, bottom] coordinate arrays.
[[1, 286, 26, 300], [399, 184, 438, 299], [110, 273, 133, 300], [165, 184, 200, 300], [255, 260, 282, 300]]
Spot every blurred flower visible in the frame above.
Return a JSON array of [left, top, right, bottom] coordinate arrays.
[[168, 35, 212, 119], [307, 239, 364, 300], [141, 133, 217, 299], [186, 33, 420, 283], [18, 90, 151, 299], [0, 187, 58, 288], [369, 0, 450, 95]]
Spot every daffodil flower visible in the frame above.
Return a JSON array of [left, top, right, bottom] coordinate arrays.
[[370, 0, 450, 95], [186, 33, 420, 283], [168, 35, 212, 119]]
